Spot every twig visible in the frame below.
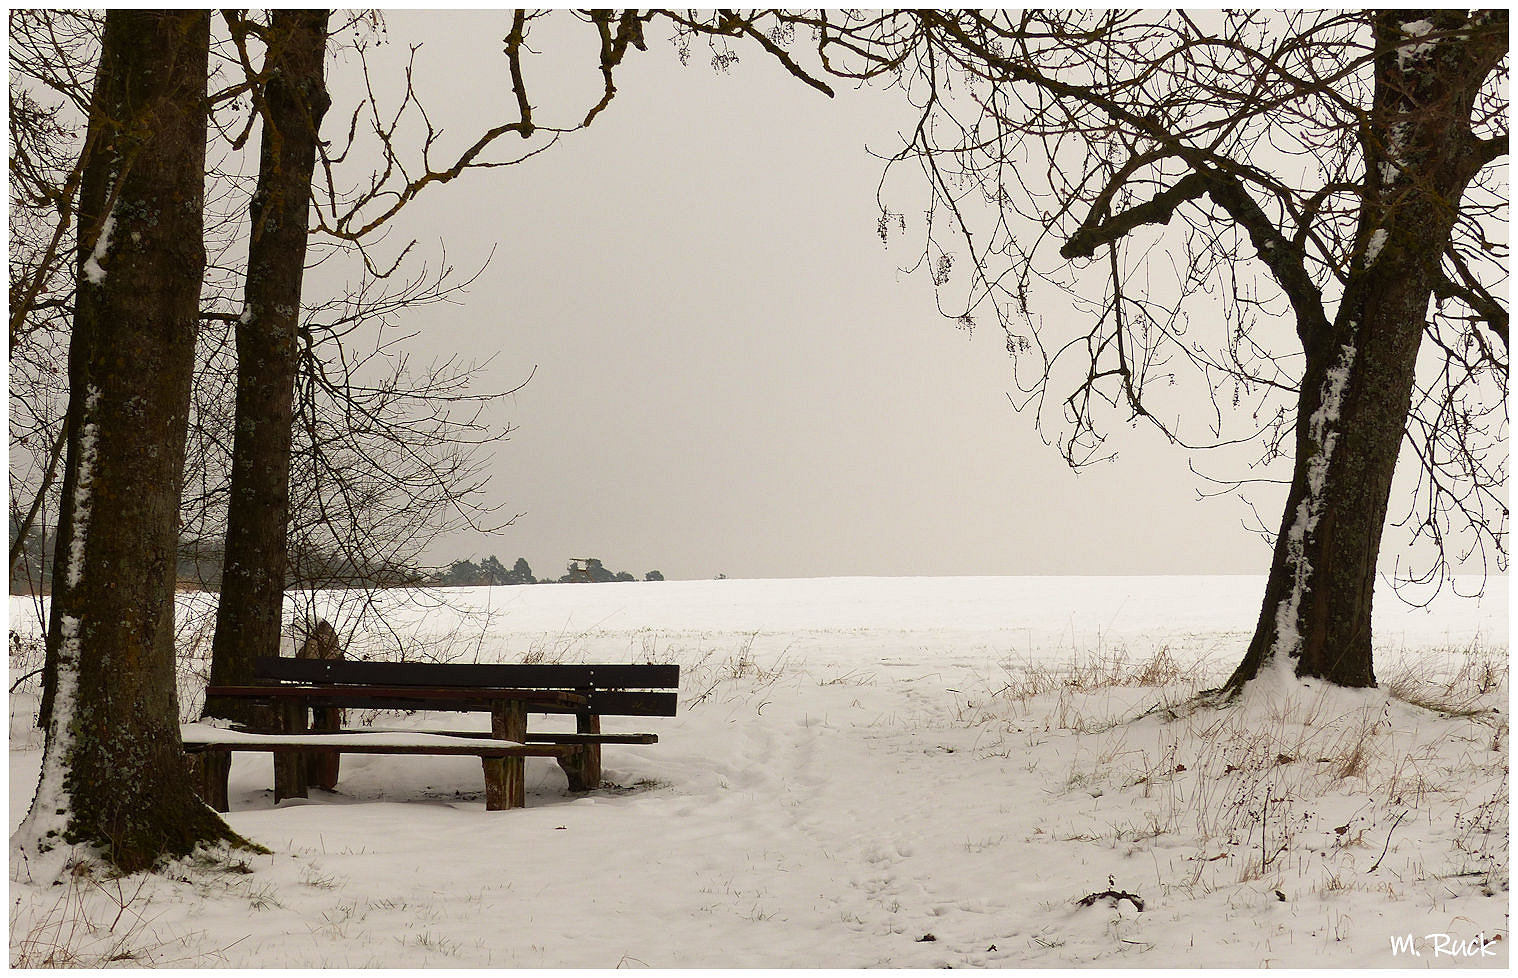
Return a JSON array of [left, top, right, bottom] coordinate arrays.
[[1368, 810, 1409, 873], [1076, 889, 1145, 912], [1261, 785, 1270, 873], [11, 667, 44, 694]]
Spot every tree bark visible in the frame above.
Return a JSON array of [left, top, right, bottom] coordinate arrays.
[[18, 10, 248, 874], [206, 11, 332, 726], [1224, 10, 1505, 693], [1224, 293, 1419, 690]]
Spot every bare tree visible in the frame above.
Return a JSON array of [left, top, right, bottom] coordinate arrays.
[[204, 9, 333, 726], [304, 10, 651, 264], [14, 10, 248, 876], [11, 14, 524, 722], [8, 10, 100, 583], [202, 8, 658, 710], [660, 9, 1507, 692]]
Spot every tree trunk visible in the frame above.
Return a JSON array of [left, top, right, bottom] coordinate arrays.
[[206, 11, 332, 726], [1224, 10, 1504, 693], [16, 10, 247, 875], [1224, 294, 1421, 691]]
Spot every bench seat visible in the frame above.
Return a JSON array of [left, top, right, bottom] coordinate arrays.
[[181, 723, 579, 754], [271, 727, 661, 746], [181, 723, 576, 812]]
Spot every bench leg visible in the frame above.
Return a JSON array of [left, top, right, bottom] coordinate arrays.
[[557, 714, 603, 792], [489, 702, 527, 810], [481, 757, 510, 811], [186, 750, 231, 812], [274, 701, 309, 803], [308, 706, 342, 791]]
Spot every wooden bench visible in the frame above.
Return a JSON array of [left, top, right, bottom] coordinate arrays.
[[181, 725, 579, 812], [189, 657, 679, 812]]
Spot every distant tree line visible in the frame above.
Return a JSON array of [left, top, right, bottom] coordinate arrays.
[[10, 519, 423, 595], [10, 523, 665, 594], [434, 555, 664, 587], [11, 521, 237, 595]]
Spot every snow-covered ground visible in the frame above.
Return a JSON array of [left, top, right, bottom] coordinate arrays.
[[9, 575, 1509, 967]]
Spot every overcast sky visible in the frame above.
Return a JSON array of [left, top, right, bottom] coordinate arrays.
[[309, 11, 1295, 582]]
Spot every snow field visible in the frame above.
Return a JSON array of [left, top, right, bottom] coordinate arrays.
[[8, 575, 1509, 967]]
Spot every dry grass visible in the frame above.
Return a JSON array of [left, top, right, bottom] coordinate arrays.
[[1381, 639, 1507, 717], [685, 634, 794, 708], [995, 645, 1193, 705], [975, 643, 1509, 896], [9, 866, 210, 968], [518, 642, 563, 665], [1449, 785, 1509, 893], [981, 645, 1217, 735]]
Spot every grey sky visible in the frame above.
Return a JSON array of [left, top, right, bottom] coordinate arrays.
[[313, 10, 1290, 582]]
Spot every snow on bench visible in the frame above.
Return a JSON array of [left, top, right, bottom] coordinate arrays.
[[181, 723, 540, 751], [180, 722, 577, 813]]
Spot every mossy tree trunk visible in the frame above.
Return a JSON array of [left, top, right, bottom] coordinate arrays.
[[20, 10, 246, 874], [206, 10, 332, 727]]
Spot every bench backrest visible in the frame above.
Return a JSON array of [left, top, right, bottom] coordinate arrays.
[[253, 657, 679, 717]]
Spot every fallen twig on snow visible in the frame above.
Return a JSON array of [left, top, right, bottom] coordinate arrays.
[[1076, 889, 1145, 912], [1368, 809, 1409, 873]]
